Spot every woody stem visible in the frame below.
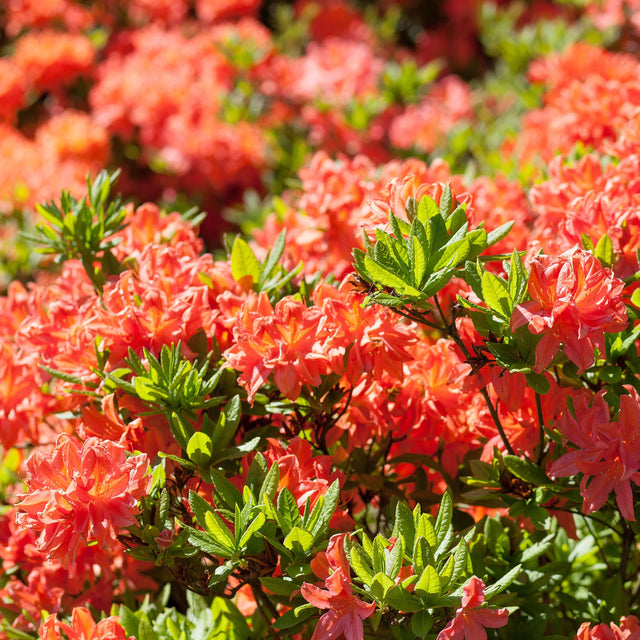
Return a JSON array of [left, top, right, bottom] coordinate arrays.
[[620, 517, 635, 584], [432, 295, 516, 457], [535, 392, 546, 465]]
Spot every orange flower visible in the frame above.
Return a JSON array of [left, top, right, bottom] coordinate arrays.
[[549, 387, 640, 521], [313, 278, 416, 385], [0, 59, 26, 121], [14, 30, 95, 93], [511, 247, 627, 373], [224, 292, 333, 402], [575, 615, 640, 640], [39, 607, 133, 640], [437, 576, 509, 640], [301, 534, 375, 640], [16, 434, 150, 567]]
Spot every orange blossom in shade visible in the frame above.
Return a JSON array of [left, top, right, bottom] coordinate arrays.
[[549, 386, 640, 521], [511, 247, 627, 373], [39, 607, 133, 640], [575, 616, 640, 640], [15, 434, 150, 567], [301, 534, 375, 640], [436, 576, 509, 640]]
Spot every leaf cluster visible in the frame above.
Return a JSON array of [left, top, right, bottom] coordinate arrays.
[[23, 171, 128, 292], [353, 187, 512, 308]]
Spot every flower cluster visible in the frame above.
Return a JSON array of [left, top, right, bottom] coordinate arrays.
[[511, 248, 627, 373], [15, 434, 150, 566], [550, 387, 640, 521]]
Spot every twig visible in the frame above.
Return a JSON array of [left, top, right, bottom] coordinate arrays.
[[535, 392, 546, 465]]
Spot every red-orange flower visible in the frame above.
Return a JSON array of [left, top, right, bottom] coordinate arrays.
[[511, 247, 627, 373], [437, 576, 509, 640], [575, 615, 640, 640], [224, 292, 333, 402], [301, 534, 375, 640], [549, 386, 640, 521], [39, 607, 133, 640], [16, 434, 150, 567]]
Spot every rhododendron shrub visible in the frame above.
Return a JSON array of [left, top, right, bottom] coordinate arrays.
[[5, 2, 640, 639]]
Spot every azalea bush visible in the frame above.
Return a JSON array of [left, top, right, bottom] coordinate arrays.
[[4, 1, 640, 640]]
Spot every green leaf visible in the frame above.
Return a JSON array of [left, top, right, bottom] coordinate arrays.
[[509, 249, 528, 304], [485, 341, 523, 369], [416, 195, 440, 225], [438, 186, 453, 218], [259, 576, 299, 597], [353, 247, 370, 282], [310, 479, 340, 539], [385, 538, 404, 580], [204, 510, 236, 552], [283, 526, 315, 554], [414, 565, 441, 600], [481, 269, 512, 318], [421, 265, 456, 298], [364, 252, 405, 288], [349, 544, 374, 586], [260, 462, 280, 504], [186, 526, 233, 557], [277, 488, 301, 534], [484, 564, 522, 600], [484, 517, 510, 558], [446, 205, 467, 234], [370, 572, 395, 602], [411, 610, 433, 639], [372, 535, 386, 574], [272, 604, 315, 631], [487, 221, 514, 246], [211, 395, 241, 452], [440, 541, 468, 588], [503, 455, 553, 487], [415, 514, 437, 550], [610, 323, 640, 359], [599, 365, 623, 384], [434, 492, 453, 545], [465, 227, 489, 260], [425, 211, 448, 255], [186, 432, 213, 467], [189, 490, 235, 552], [432, 237, 470, 271], [581, 233, 595, 251], [525, 371, 550, 395], [260, 229, 286, 285], [518, 533, 555, 563], [390, 212, 411, 240], [410, 232, 428, 288], [207, 468, 243, 509], [168, 412, 195, 451], [231, 236, 261, 285], [238, 512, 266, 548], [393, 502, 415, 556], [464, 261, 484, 299], [413, 537, 429, 575], [134, 376, 165, 402], [386, 586, 423, 612], [594, 233, 614, 268], [211, 436, 261, 465]]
